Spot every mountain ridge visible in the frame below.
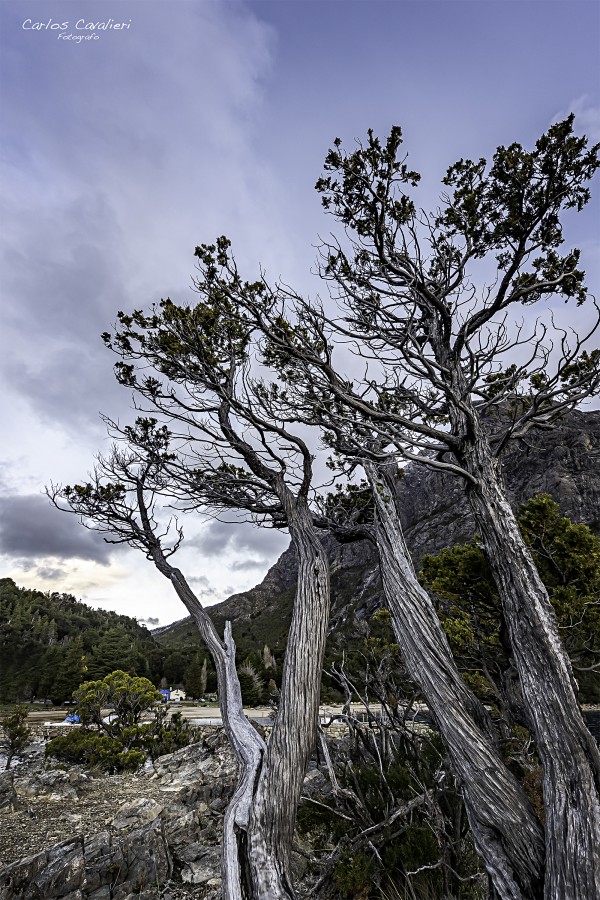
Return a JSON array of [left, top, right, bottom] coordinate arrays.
[[155, 409, 600, 653]]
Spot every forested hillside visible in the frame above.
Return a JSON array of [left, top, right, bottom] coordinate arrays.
[[0, 579, 205, 703]]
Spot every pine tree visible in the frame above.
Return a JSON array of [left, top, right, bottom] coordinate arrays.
[[87, 628, 136, 679], [2, 705, 31, 770], [238, 661, 264, 707], [37, 646, 62, 703], [50, 637, 87, 705], [184, 652, 207, 699], [421, 495, 600, 705]]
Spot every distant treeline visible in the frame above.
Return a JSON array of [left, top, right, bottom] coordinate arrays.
[[0, 578, 216, 703]]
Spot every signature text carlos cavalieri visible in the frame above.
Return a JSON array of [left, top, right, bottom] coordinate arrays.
[[22, 18, 132, 39]]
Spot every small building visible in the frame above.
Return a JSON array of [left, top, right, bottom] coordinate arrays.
[[170, 689, 186, 702], [159, 689, 171, 703]]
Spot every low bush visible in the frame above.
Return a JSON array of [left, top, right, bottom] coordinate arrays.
[[46, 708, 200, 773], [46, 730, 145, 773]]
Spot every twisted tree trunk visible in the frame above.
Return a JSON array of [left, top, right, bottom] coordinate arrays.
[[248, 503, 331, 898], [365, 461, 545, 900], [460, 443, 600, 900], [151, 558, 266, 900], [150, 503, 330, 899]]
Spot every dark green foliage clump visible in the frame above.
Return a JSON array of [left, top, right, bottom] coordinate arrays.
[[46, 730, 145, 773], [46, 672, 200, 772], [140, 709, 201, 763], [299, 732, 483, 899], [184, 652, 208, 699], [0, 578, 214, 704], [0, 579, 153, 702], [46, 711, 200, 773], [237, 662, 265, 707], [73, 670, 161, 732], [333, 850, 376, 898], [421, 495, 600, 704]]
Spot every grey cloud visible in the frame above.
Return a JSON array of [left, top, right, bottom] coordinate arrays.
[[0, 2, 276, 441], [5, 348, 122, 434], [188, 574, 219, 599], [0, 192, 135, 433], [191, 520, 288, 565], [231, 557, 276, 572], [33, 564, 67, 581], [11, 558, 36, 573], [0, 493, 113, 564], [2, 191, 125, 342], [189, 521, 236, 557], [8, 559, 67, 582], [138, 616, 159, 627], [2, 0, 595, 628], [233, 526, 289, 558]]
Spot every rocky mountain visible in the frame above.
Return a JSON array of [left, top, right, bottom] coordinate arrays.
[[0, 730, 235, 897], [155, 409, 600, 657], [398, 408, 600, 560]]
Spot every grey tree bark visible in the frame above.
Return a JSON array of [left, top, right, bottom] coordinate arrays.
[[149, 501, 330, 900], [148, 552, 265, 900], [301, 116, 600, 899], [450, 413, 600, 900], [248, 502, 331, 898], [365, 461, 545, 900], [55, 457, 331, 899]]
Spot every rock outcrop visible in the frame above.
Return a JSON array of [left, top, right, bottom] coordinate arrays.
[[18, 771, 89, 803], [0, 729, 234, 899], [0, 822, 173, 900], [397, 408, 600, 562]]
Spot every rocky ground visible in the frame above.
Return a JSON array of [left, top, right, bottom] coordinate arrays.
[[0, 728, 237, 899], [0, 765, 167, 869]]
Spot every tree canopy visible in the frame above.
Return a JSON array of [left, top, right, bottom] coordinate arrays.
[[73, 670, 161, 735]]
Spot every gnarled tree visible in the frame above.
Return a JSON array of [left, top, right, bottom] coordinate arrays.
[[309, 116, 600, 899], [51, 261, 332, 900], [179, 248, 546, 899]]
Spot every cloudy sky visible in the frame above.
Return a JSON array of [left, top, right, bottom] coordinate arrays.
[[1, 0, 598, 627]]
